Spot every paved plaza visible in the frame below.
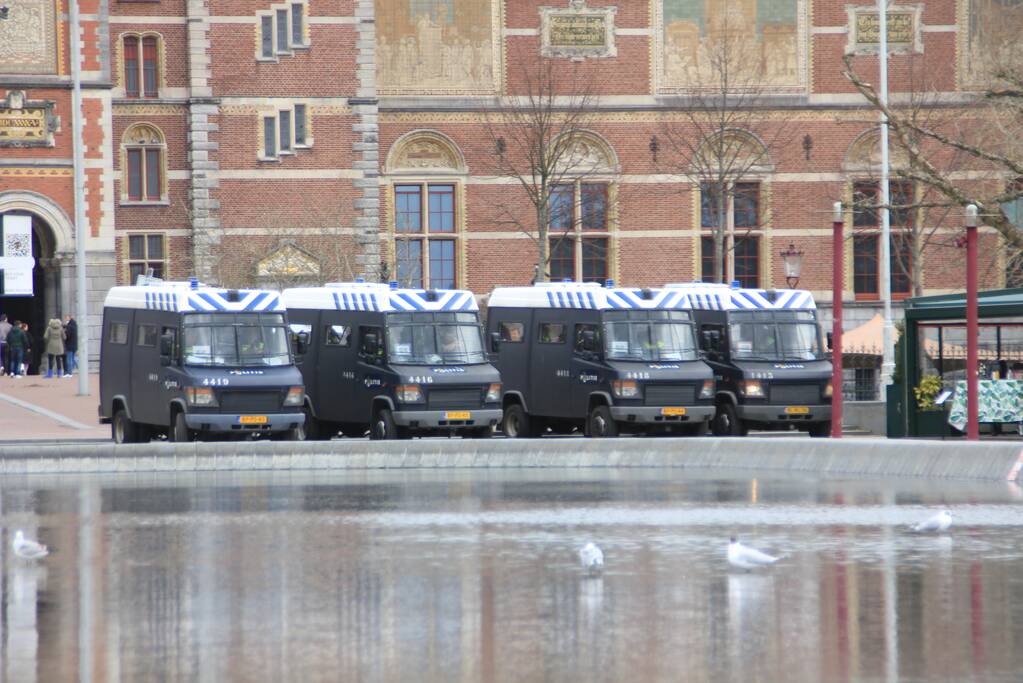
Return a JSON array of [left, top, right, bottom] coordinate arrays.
[[0, 372, 108, 442]]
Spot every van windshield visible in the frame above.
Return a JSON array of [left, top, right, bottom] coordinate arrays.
[[729, 320, 822, 361], [604, 321, 699, 361], [182, 323, 291, 367], [386, 323, 486, 365]]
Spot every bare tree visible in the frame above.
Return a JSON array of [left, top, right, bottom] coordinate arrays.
[[474, 47, 618, 283], [842, 50, 1023, 259], [660, 13, 795, 284]]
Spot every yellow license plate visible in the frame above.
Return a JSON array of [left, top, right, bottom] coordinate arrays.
[[661, 407, 687, 416], [445, 411, 471, 420], [785, 406, 810, 415], [239, 415, 268, 424]]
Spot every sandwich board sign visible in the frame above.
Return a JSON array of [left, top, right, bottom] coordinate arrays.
[[0, 214, 35, 296]]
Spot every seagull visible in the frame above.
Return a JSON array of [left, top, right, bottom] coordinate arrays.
[[578, 542, 604, 573], [12, 530, 48, 560], [910, 509, 952, 534], [727, 537, 779, 571]]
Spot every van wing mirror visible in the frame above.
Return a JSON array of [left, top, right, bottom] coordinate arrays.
[[295, 331, 309, 356], [826, 331, 834, 351], [159, 333, 174, 366], [579, 329, 598, 353], [361, 331, 381, 359], [490, 331, 501, 352]]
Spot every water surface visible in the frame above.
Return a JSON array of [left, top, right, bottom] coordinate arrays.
[[3, 469, 1022, 683]]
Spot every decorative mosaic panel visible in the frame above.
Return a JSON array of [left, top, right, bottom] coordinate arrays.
[[654, 0, 807, 92], [0, 0, 58, 75], [959, 0, 1023, 90], [376, 0, 501, 95]]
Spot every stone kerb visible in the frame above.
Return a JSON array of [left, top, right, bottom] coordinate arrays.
[[0, 438, 1020, 481]]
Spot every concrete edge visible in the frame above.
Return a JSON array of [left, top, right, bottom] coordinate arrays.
[[0, 437, 1020, 481]]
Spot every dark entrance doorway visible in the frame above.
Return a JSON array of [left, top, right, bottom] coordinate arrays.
[[0, 212, 56, 375]]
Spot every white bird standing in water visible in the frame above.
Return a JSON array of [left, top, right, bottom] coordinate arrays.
[[727, 537, 779, 570], [12, 530, 49, 560], [911, 509, 952, 533], [579, 542, 604, 572]]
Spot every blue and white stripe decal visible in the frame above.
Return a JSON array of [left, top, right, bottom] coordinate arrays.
[[607, 289, 691, 310], [730, 290, 814, 310], [389, 290, 475, 312], [185, 290, 283, 312], [332, 291, 378, 311], [145, 291, 177, 311], [545, 289, 598, 309]]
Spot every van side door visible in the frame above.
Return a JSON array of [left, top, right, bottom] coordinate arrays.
[[354, 322, 385, 424], [531, 315, 573, 418], [321, 315, 357, 424], [570, 319, 603, 417], [129, 314, 163, 426], [100, 310, 133, 419], [489, 310, 530, 404]]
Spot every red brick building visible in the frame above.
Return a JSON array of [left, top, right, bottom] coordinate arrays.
[[0, 0, 1019, 372]]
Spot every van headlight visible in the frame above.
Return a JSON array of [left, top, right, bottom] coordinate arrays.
[[823, 380, 833, 398], [485, 383, 502, 402], [611, 380, 640, 398], [396, 384, 423, 403], [739, 380, 765, 398], [699, 379, 715, 399], [186, 386, 218, 407], [283, 386, 304, 407]]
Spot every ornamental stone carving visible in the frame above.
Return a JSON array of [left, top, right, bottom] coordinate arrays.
[[540, 0, 617, 60], [386, 132, 466, 174]]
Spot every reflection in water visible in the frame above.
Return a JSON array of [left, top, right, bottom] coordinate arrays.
[[2, 470, 1023, 682]]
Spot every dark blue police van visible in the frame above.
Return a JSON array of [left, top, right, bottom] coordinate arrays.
[[486, 281, 716, 437], [282, 282, 502, 439], [99, 279, 306, 442]]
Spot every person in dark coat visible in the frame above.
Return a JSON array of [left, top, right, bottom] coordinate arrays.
[[6, 320, 27, 378], [64, 314, 78, 377]]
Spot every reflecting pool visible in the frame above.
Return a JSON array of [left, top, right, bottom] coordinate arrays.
[[2, 469, 1022, 682]]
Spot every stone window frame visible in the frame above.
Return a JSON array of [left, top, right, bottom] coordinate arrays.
[[391, 181, 462, 290], [255, 1, 310, 63], [116, 31, 166, 99], [258, 102, 313, 161], [119, 122, 169, 206], [547, 180, 615, 283], [125, 232, 168, 284]]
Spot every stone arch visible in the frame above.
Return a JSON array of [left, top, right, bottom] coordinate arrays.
[[693, 128, 773, 173], [385, 130, 467, 175], [122, 122, 165, 146], [0, 190, 73, 255], [553, 129, 619, 175], [843, 128, 910, 173]]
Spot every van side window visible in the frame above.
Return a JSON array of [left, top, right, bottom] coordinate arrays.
[[161, 326, 178, 356], [498, 321, 524, 343], [574, 324, 599, 353], [137, 324, 158, 347], [325, 324, 351, 347], [108, 322, 129, 345], [538, 322, 566, 344]]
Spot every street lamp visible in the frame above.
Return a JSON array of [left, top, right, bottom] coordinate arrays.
[[965, 204, 979, 440], [831, 202, 844, 439], [779, 243, 804, 288]]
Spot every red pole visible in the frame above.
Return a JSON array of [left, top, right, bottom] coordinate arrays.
[[832, 202, 844, 439], [966, 205, 979, 440]]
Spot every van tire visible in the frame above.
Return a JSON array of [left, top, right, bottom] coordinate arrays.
[[808, 421, 832, 438], [370, 408, 399, 440], [303, 406, 330, 441], [170, 411, 193, 443], [112, 408, 138, 444], [587, 405, 619, 438], [502, 404, 538, 438], [712, 402, 747, 436]]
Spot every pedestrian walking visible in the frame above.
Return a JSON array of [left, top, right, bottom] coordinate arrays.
[[63, 314, 78, 377], [0, 314, 10, 375], [6, 320, 27, 378], [43, 318, 66, 378], [21, 322, 32, 375]]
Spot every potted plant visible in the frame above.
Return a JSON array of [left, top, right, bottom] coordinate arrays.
[[912, 374, 950, 437]]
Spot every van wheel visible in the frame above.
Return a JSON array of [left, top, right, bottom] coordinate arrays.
[[712, 402, 747, 436], [502, 404, 538, 438], [170, 411, 193, 443], [370, 408, 398, 440], [587, 405, 619, 438], [112, 408, 138, 444], [303, 406, 325, 441], [808, 421, 832, 438]]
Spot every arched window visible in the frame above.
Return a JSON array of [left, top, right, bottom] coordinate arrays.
[[121, 124, 166, 203], [122, 34, 161, 98]]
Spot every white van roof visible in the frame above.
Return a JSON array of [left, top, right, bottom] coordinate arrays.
[[663, 282, 817, 311], [103, 281, 285, 313], [487, 282, 693, 311], [281, 282, 479, 313]]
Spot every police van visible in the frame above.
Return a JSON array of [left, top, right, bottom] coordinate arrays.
[[281, 282, 502, 439], [486, 281, 716, 437], [664, 282, 832, 437], [99, 279, 306, 443]]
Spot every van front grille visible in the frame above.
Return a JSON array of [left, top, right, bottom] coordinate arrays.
[[427, 388, 482, 410], [769, 384, 821, 405], [219, 391, 281, 412], [644, 383, 696, 406]]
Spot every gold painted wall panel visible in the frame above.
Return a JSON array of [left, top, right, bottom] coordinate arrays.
[[376, 0, 501, 95]]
